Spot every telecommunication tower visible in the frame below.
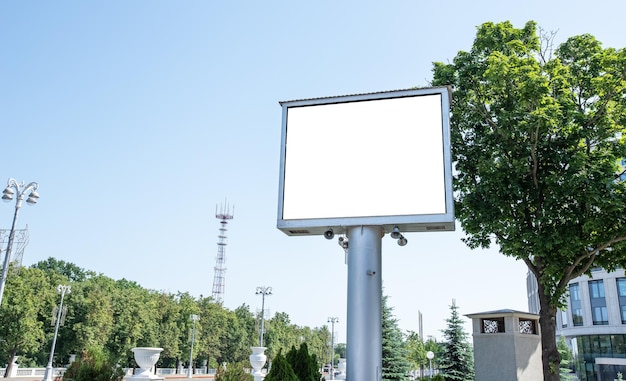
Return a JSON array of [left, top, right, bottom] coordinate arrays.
[[212, 203, 234, 303]]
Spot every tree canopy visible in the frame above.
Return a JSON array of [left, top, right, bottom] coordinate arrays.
[[0, 257, 333, 373], [432, 20, 626, 380]]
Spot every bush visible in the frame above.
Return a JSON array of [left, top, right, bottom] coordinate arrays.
[[62, 347, 125, 381], [215, 361, 253, 381]]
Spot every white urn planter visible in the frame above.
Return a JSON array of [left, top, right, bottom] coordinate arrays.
[[250, 347, 267, 380], [336, 358, 346, 380], [131, 347, 164, 380]]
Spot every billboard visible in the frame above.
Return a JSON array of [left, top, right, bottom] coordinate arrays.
[[277, 86, 454, 236]]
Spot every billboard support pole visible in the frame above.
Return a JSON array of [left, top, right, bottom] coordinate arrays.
[[346, 225, 383, 381]]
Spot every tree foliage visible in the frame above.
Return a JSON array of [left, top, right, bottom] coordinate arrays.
[[0, 257, 331, 373], [404, 331, 426, 376], [438, 300, 473, 381], [62, 346, 125, 381], [215, 361, 253, 381], [382, 294, 409, 381], [286, 343, 319, 381], [264, 349, 298, 381], [0, 266, 54, 374], [432, 20, 626, 380]]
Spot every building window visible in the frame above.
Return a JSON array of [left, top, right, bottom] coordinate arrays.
[[481, 317, 505, 333], [589, 280, 608, 325], [573, 308, 584, 326], [617, 278, 626, 324], [570, 283, 583, 326], [590, 280, 605, 298], [592, 306, 609, 325], [560, 309, 568, 328], [611, 335, 626, 358]]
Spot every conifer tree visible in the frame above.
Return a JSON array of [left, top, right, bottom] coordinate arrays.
[[439, 300, 474, 381], [382, 294, 409, 381], [286, 343, 319, 381], [264, 349, 298, 381]]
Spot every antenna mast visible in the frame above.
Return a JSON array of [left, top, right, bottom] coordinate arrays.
[[212, 202, 234, 303]]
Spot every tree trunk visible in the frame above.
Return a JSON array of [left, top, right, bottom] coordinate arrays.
[[537, 282, 560, 381], [4, 348, 18, 378]]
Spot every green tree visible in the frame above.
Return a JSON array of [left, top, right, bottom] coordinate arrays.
[[32, 257, 95, 283], [197, 296, 230, 366], [285, 343, 318, 381], [382, 294, 409, 381], [0, 266, 56, 374], [0, 257, 352, 373], [438, 300, 473, 381], [225, 304, 258, 362], [153, 292, 183, 367], [404, 331, 427, 377], [335, 343, 346, 360], [424, 337, 443, 375], [557, 336, 575, 380], [106, 279, 159, 366], [432, 20, 626, 380], [264, 349, 298, 381], [64, 274, 115, 361], [264, 312, 300, 359], [300, 325, 331, 369]]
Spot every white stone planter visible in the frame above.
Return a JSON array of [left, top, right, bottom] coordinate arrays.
[[336, 358, 346, 379], [131, 347, 164, 380], [249, 347, 267, 380]]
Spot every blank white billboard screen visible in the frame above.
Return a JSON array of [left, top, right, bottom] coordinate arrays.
[[281, 92, 447, 221]]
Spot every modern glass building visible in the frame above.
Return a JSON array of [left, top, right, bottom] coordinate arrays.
[[528, 268, 626, 381]]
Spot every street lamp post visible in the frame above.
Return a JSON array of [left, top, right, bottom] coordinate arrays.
[[255, 286, 272, 347], [426, 351, 434, 379], [0, 178, 39, 308], [327, 317, 338, 380], [188, 314, 199, 378], [43, 285, 71, 381]]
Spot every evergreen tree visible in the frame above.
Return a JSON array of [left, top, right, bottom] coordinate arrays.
[[286, 345, 298, 373], [264, 349, 298, 381], [382, 294, 409, 381], [439, 300, 474, 381], [286, 343, 319, 381]]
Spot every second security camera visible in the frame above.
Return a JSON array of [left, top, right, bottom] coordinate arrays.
[[390, 226, 401, 239], [324, 228, 335, 240]]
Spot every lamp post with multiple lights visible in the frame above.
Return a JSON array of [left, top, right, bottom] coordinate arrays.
[[188, 314, 200, 378], [255, 286, 272, 347], [327, 317, 339, 380], [0, 178, 39, 308], [43, 285, 71, 381]]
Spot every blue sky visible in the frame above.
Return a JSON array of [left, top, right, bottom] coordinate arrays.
[[1, 1, 625, 344]]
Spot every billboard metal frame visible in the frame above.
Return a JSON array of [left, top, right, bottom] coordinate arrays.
[[277, 86, 454, 236]]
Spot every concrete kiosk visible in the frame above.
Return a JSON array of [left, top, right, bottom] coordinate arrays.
[[466, 309, 543, 381]]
